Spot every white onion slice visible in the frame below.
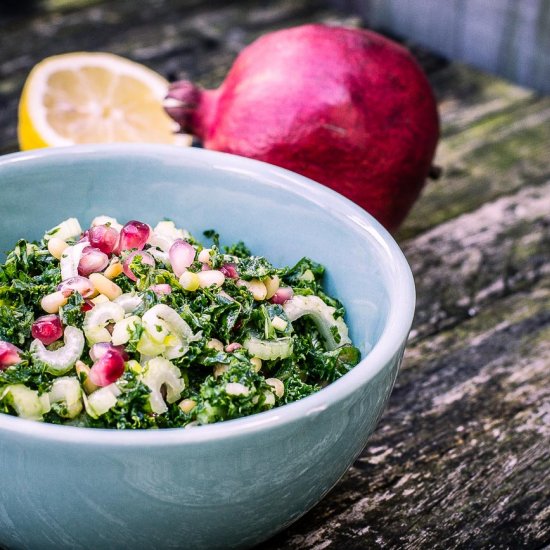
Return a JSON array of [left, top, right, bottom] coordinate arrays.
[[60, 241, 89, 281]]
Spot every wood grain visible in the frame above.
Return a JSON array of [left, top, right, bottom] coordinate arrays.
[[0, 1, 548, 548], [266, 182, 550, 548]]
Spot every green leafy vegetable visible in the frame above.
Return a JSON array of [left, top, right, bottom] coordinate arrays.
[[59, 292, 85, 327], [0, 217, 362, 429]]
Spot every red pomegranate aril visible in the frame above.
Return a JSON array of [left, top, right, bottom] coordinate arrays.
[[122, 250, 155, 281], [0, 341, 23, 369], [58, 275, 95, 298], [89, 342, 129, 362], [118, 220, 150, 252], [168, 239, 195, 277], [31, 315, 63, 345], [78, 247, 109, 277], [225, 342, 242, 352], [149, 284, 172, 296], [220, 263, 239, 279], [81, 299, 94, 312], [89, 349, 126, 387], [88, 224, 119, 255], [270, 287, 294, 305]]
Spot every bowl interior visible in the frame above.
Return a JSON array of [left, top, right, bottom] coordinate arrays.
[[0, 146, 402, 351], [0, 145, 414, 434]]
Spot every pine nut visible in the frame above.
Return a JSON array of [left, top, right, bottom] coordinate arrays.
[[104, 260, 123, 280], [197, 270, 225, 288], [213, 364, 228, 378], [41, 291, 68, 313], [266, 378, 285, 398], [237, 278, 267, 301], [179, 271, 200, 291], [263, 274, 280, 299], [207, 338, 224, 351], [126, 360, 142, 374], [250, 357, 262, 372], [47, 237, 69, 260], [88, 273, 122, 300], [179, 399, 197, 413]]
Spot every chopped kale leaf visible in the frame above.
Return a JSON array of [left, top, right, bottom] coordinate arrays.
[[0, 218, 363, 429]]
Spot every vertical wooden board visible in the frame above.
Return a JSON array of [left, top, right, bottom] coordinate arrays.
[[339, 0, 550, 94]]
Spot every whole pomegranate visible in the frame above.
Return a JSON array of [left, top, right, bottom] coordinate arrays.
[[165, 24, 439, 230]]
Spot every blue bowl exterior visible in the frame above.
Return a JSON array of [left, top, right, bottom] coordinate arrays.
[[0, 145, 414, 549], [0, 346, 404, 549]]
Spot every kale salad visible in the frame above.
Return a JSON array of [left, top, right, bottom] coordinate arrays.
[[0, 216, 360, 429]]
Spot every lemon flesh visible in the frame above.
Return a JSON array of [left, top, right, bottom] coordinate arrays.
[[18, 52, 189, 150]]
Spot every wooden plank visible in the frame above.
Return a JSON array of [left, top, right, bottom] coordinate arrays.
[[0, 4, 548, 547], [405, 181, 550, 341], [398, 93, 550, 240], [430, 63, 534, 138], [265, 182, 550, 549]]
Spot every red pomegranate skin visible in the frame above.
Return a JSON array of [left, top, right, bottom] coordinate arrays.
[[166, 24, 439, 230]]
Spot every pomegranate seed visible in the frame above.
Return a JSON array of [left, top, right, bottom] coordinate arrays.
[[58, 275, 95, 298], [0, 341, 23, 370], [225, 342, 242, 352], [270, 287, 294, 305], [81, 299, 94, 312], [78, 247, 109, 277], [118, 220, 150, 252], [168, 239, 195, 277], [149, 284, 172, 296], [220, 263, 239, 279], [31, 315, 63, 345], [122, 250, 155, 281], [89, 349, 126, 387], [89, 342, 129, 362], [88, 224, 119, 255]]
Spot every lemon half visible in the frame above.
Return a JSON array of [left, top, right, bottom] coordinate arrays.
[[18, 52, 190, 150]]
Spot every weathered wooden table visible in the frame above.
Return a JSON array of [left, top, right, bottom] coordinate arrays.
[[1, 1, 549, 548]]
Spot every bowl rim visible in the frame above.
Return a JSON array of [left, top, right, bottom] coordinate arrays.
[[0, 143, 415, 445]]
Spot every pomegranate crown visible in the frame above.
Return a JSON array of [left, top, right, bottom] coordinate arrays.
[[163, 81, 201, 134]]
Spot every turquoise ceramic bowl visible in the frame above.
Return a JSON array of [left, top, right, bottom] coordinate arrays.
[[0, 145, 414, 550]]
